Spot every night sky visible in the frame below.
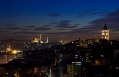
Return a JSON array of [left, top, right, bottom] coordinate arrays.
[[0, 0, 119, 41]]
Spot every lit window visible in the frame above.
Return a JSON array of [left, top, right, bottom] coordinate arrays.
[[75, 55, 78, 56], [106, 33, 109, 35], [102, 33, 104, 35], [72, 62, 74, 63], [101, 55, 104, 57], [115, 67, 118, 69]]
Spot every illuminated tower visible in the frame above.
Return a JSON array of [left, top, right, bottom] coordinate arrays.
[[102, 23, 109, 40], [45, 37, 48, 43], [47, 37, 48, 43], [40, 34, 41, 41]]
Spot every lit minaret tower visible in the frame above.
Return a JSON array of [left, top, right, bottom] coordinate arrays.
[[39, 34, 41, 41], [102, 23, 109, 40], [46, 37, 48, 43]]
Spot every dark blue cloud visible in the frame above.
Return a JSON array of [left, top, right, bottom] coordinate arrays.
[[55, 20, 78, 29], [72, 9, 119, 36], [34, 27, 52, 31], [13, 31, 40, 34], [3, 24, 15, 26], [89, 9, 119, 30], [106, 9, 119, 16], [49, 22, 57, 24], [77, 10, 109, 17], [48, 13, 61, 16], [55, 20, 70, 28], [5, 27, 21, 30], [4, 14, 20, 17], [24, 25, 36, 28], [42, 25, 51, 27], [22, 28, 31, 30]]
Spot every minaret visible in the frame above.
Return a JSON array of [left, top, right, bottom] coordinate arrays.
[[40, 34, 41, 41], [46, 37, 48, 43], [102, 23, 109, 40]]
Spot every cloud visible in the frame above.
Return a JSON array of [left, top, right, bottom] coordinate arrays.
[[55, 20, 78, 29], [71, 9, 119, 39], [56, 28, 66, 30], [43, 31, 72, 35], [48, 13, 61, 16], [89, 9, 119, 30], [77, 10, 109, 17], [0, 28, 9, 33], [0, 30, 9, 32], [0, 28, 3, 31], [65, 26, 78, 28], [13, 31, 40, 34], [3, 24, 15, 27], [42, 25, 51, 27], [22, 28, 31, 30], [5, 27, 21, 30], [4, 14, 20, 17], [106, 9, 119, 16], [77, 10, 96, 17], [24, 25, 36, 28], [34, 27, 52, 31], [74, 24, 80, 26], [49, 22, 57, 24], [55, 20, 70, 28]]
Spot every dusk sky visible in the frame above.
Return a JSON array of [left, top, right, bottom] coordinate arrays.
[[0, 0, 119, 41]]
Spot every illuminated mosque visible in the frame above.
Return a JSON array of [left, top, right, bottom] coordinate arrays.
[[33, 34, 49, 43]]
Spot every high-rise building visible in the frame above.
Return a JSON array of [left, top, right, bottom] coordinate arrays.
[[67, 62, 82, 77], [102, 23, 109, 40]]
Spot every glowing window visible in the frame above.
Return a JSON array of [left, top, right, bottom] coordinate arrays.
[[101, 55, 104, 57]]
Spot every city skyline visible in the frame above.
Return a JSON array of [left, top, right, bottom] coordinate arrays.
[[0, 0, 119, 41]]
